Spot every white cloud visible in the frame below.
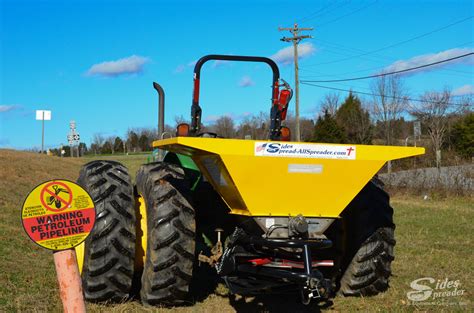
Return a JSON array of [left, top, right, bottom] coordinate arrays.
[[174, 64, 186, 73], [383, 48, 474, 74], [0, 105, 21, 113], [204, 112, 251, 123], [87, 55, 150, 77], [239, 76, 254, 87], [212, 59, 231, 68], [453, 84, 474, 96], [174, 60, 198, 74], [271, 43, 316, 65], [204, 114, 224, 123]]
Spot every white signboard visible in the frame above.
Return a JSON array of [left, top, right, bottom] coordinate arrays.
[[36, 110, 51, 121], [68, 126, 80, 146], [254, 142, 356, 160], [414, 121, 421, 137]]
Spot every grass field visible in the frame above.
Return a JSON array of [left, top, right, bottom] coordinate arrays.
[[0, 149, 472, 312]]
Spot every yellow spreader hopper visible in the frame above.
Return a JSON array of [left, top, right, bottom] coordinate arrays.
[[75, 55, 428, 306], [153, 137, 424, 218]]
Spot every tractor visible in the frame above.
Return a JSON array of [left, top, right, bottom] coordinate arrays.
[[75, 55, 424, 306]]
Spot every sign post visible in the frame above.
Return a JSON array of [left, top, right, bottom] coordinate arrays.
[[22, 180, 95, 312], [67, 121, 80, 157], [53, 249, 85, 312], [36, 110, 51, 154], [413, 121, 421, 147]]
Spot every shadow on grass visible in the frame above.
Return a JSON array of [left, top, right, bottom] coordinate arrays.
[[228, 293, 333, 313], [189, 263, 220, 302], [128, 263, 219, 307]]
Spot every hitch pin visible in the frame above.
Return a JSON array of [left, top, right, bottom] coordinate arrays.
[[215, 228, 223, 244]]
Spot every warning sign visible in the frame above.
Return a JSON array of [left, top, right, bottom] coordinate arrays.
[[40, 181, 73, 212], [21, 180, 96, 251]]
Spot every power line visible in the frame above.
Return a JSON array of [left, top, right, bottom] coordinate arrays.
[[296, 1, 349, 24], [301, 82, 468, 105], [317, 0, 378, 28], [299, 40, 474, 81], [301, 40, 474, 78], [314, 38, 392, 62], [300, 52, 474, 83], [300, 78, 467, 99], [304, 16, 473, 67]]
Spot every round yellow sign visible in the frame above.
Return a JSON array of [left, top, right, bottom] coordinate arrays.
[[21, 180, 96, 251]]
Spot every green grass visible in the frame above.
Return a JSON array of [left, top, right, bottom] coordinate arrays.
[[84, 153, 149, 181], [332, 196, 473, 312], [1, 150, 472, 312]]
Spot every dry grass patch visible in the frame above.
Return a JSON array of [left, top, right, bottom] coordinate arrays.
[[1, 149, 472, 312]]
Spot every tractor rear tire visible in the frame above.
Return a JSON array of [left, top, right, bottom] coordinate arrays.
[[136, 162, 196, 306], [338, 179, 396, 297], [77, 160, 136, 302]]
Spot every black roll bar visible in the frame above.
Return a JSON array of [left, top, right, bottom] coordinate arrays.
[[191, 54, 283, 139]]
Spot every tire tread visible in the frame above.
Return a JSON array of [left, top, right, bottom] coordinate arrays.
[[78, 160, 135, 303], [136, 162, 195, 306]]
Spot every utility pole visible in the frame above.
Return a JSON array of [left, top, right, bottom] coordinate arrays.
[[279, 24, 313, 142], [36, 110, 51, 154], [42, 112, 45, 153]]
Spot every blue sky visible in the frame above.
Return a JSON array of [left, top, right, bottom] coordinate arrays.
[[1, 0, 473, 150]]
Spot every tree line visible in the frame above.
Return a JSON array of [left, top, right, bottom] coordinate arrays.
[[56, 75, 472, 169]]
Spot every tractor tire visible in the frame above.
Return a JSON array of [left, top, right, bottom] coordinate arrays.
[[77, 160, 136, 302], [338, 179, 396, 297], [136, 162, 196, 306], [338, 227, 395, 296]]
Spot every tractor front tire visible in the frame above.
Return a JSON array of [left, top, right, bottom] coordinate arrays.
[[338, 179, 396, 297], [78, 160, 136, 302], [136, 162, 196, 306]]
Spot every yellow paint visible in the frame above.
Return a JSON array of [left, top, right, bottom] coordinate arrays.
[[75, 241, 84, 273], [77, 195, 148, 273], [153, 137, 425, 218], [135, 195, 147, 269]]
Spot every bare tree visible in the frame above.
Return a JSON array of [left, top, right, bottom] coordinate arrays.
[[91, 133, 105, 154], [237, 112, 269, 139], [214, 116, 235, 138], [163, 124, 175, 138], [174, 115, 187, 126], [140, 128, 158, 146], [284, 112, 314, 141], [321, 93, 340, 116], [371, 74, 408, 146], [126, 129, 139, 153], [105, 136, 116, 154], [457, 94, 473, 114], [410, 89, 456, 169], [255, 112, 270, 139]]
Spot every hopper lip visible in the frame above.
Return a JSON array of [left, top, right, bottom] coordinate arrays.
[[152, 137, 425, 162]]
